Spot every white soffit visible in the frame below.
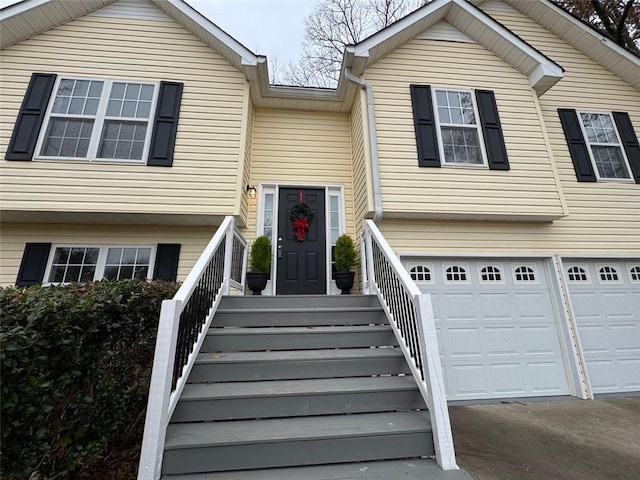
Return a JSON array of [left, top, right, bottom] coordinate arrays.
[[0, 0, 117, 48], [504, 0, 640, 91], [351, 0, 564, 95], [417, 20, 475, 43]]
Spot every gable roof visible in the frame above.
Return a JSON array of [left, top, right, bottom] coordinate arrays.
[[0, 0, 259, 70], [1, 0, 638, 111], [344, 0, 564, 95], [502, 0, 640, 91]]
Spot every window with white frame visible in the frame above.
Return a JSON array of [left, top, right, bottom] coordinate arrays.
[[329, 192, 341, 245], [262, 192, 275, 242], [577, 112, 632, 180], [46, 245, 153, 284], [38, 77, 158, 162], [433, 89, 485, 166]]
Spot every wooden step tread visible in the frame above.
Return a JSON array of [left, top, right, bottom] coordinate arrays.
[[195, 348, 402, 364], [163, 459, 471, 479], [216, 306, 383, 315], [180, 376, 418, 400], [164, 411, 431, 449], [208, 325, 393, 335]]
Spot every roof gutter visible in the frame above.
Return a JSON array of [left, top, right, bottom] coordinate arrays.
[[344, 68, 383, 223]]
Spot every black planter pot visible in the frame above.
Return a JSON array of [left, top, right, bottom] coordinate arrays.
[[246, 272, 268, 295], [334, 271, 355, 295]]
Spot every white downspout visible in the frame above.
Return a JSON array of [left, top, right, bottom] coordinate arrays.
[[345, 68, 383, 223]]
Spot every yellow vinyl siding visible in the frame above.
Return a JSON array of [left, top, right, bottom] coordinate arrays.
[[0, 223, 217, 286], [475, 0, 640, 254], [350, 89, 374, 234], [236, 84, 254, 227], [0, 6, 246, 219], [379, 217, 639, 255], [243, 108, 355, 242], [364, 37, 565, 221]]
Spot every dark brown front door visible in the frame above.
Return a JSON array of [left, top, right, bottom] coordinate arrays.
[[276, 188, 326, 295]]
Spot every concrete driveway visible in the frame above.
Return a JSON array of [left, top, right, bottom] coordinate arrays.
[[448, 396, 640, 480]]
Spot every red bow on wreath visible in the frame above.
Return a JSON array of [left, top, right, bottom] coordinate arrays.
[[292, 217, 309, 241], [290, 200, 314, 242]]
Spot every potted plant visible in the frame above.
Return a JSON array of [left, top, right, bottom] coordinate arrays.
[[246, 235, 272, 295], [333, 234, 357, 294]]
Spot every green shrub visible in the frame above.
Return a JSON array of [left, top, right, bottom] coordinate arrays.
[[334, 234, 357, 272], [0, 279, 179, 479], [250, 236, 272, 273]]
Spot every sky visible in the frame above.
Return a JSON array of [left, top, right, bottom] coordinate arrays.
[[186, 0, 316, 67], [0, 0, 317, 70]]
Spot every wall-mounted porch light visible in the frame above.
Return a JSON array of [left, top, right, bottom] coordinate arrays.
[[246, 185, 257, 199]]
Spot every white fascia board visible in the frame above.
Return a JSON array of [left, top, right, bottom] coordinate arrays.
[[450, 0, 563, 78], [153, 0, 258, 66], [515, 0, 640, 69], [0, 0, 49, 20], [351, 0, 563, 92], [353, 0, 451, 57]]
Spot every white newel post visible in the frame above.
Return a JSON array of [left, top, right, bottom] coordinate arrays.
[[415, 293, 457, 470], [138, 299, 183, 480], [364, 227, 376, 292], [360, 233, 369, 294], [222, 219, 235, 295]]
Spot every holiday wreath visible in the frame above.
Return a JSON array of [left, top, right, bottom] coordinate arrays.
[[290, 202, 314, 241]]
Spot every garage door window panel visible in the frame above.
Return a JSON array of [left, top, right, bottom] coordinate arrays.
[[513, 265, 538, 284], [479, 265, 503, 283], [597, 265, 621, 283], [409, 264, 434, 283], [567, 266, 589, 283], [628, 265, 640, 283], [444, 264, 470, 284]]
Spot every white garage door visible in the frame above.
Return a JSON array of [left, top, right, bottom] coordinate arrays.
[[406, 258, 571, 401], [564, 260, 640, 395]]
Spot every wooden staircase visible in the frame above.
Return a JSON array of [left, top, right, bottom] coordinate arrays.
[[161, 295, 469, 479]]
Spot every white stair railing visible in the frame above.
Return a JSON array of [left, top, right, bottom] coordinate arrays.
[[138, 216, 247, 480], [361, 220, 457, 470]]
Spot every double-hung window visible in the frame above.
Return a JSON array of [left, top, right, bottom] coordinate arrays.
[[37, 77, 158, 162], [577, 112, 633, 181], [433, 89, 486, 166]]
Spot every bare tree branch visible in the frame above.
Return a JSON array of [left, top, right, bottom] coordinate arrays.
[[274, 0, 639, 87]]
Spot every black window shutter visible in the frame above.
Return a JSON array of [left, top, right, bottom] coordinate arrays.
[[410, 85, 440, 167], [558, 109, 596, 182], [16, 243, 52, 286], [148, 81, 183, 167], [153, 244, 181, 281], [5, 73, 57, 161], [475, 90, 509, 171], [612, 112, 640, 183]]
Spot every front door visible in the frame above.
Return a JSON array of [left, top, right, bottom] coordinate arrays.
[[276, 188, 326, 295]]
